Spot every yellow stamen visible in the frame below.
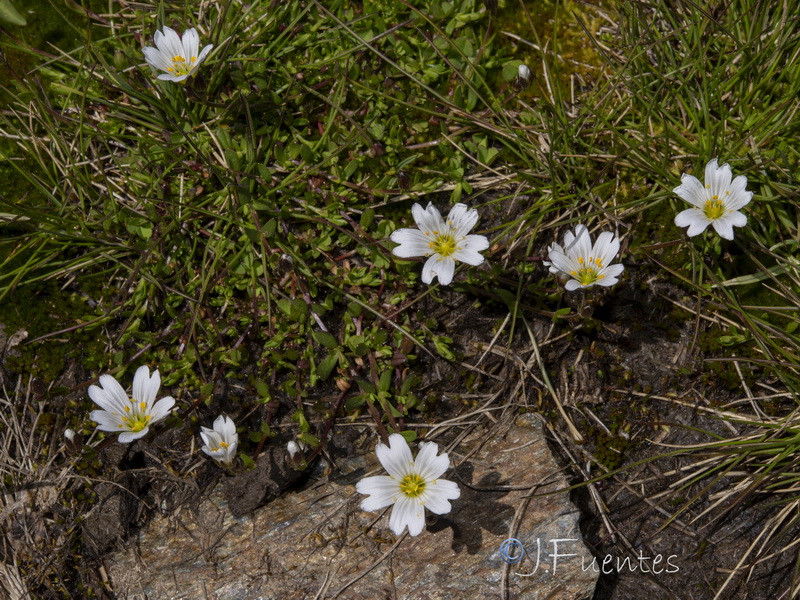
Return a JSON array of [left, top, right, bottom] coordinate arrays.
[[168, 54, 194, 77], [400, 474, 426, 498], [431, 233, 457, 257], [703, 199, 725, 220], [574, 264, 602, 286]]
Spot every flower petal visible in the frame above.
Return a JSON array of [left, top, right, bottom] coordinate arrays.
[[704, 158, 719, 188], [197, 44, 214, 64], [414, 442, 450, 481], [453, 245, 484, 267], [565, 279, 583, 291], [357, 476, 400, 511], [452, 237, 488, 266], [149, 396, 175, 423], [412, 203, 444, 237], [391, 228, 431, 258], [142, 46, 173, 72], [202, 446, 224, 459], [200, 429, 217, 448], [709, 160, 732, 197], [674, 208, 709, 237], [597, 275, 621, 287], [90, 410, 125, 432], [164, 27, 185, 60], [422, 479, 460, 514], [93, 374, 130, 413], [601, 264, 625, 280], [547, 248, 577, 276], [711, 215, 737, 240], [446, 203, 479, 238], [132, 366, 150, 406], [421, 255, 456, 285], [219, 415, 236, 438], [158, 73, 188, 82], [673, 174, 707, 209], [181, 28, 200, 60], [571, 225, 592, 261], [119, 429, 149, 444], [725, 189, 753, 210], [390, 495, 425, 536], [375, 434, 414, 479], [592, 231, 620, 267]]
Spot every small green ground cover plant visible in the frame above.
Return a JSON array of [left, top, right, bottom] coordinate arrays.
[[0, 0, 799, 597]]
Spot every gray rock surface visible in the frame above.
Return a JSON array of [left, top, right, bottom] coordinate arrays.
[[107, 414, 598, 599]]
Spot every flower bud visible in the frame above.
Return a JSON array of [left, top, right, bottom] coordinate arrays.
[[64, 429, 83, 453]]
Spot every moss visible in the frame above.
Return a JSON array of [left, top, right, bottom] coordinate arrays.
[[589, 427, 632, 470], [2, 279, 107, 382], [493, 0, 612, 96]]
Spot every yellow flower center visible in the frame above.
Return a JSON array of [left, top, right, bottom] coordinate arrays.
[[399, 474, 426, 498], [703, 197, 726, 220], [570, 265, 605, 286], [119, 399, 151, 432], [429, 233, 457, 257], [167, 54, 197, 77], [219, 441, 229, 449]]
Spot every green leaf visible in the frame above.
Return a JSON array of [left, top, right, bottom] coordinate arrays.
[[313, 330, 338, 349], [360, 208, 375, 229], [399, 430, 417, 443], [318, 353, 339, 380], [0, 0, 26, 26], [299, 432, 320, 447]]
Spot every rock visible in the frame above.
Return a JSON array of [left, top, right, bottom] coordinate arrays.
[[224, 444, 306, 517], [106, 414, 598, 599]]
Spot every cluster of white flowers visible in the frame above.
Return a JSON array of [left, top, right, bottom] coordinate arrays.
[[390, 159, 752, 291], [87, 367, 237, 467], [119, 22, 757, 539]]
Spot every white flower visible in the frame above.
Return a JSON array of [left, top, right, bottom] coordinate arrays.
[[673, 158, 752, 240], [88, 366, 175, 443], [200, 416, 238, 466], [142, 26, 213, 83], [390, 203, 489, 286], [356, 433, 460, 536], [544, 224, 624, 291], [517, 63, 531, 81]]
